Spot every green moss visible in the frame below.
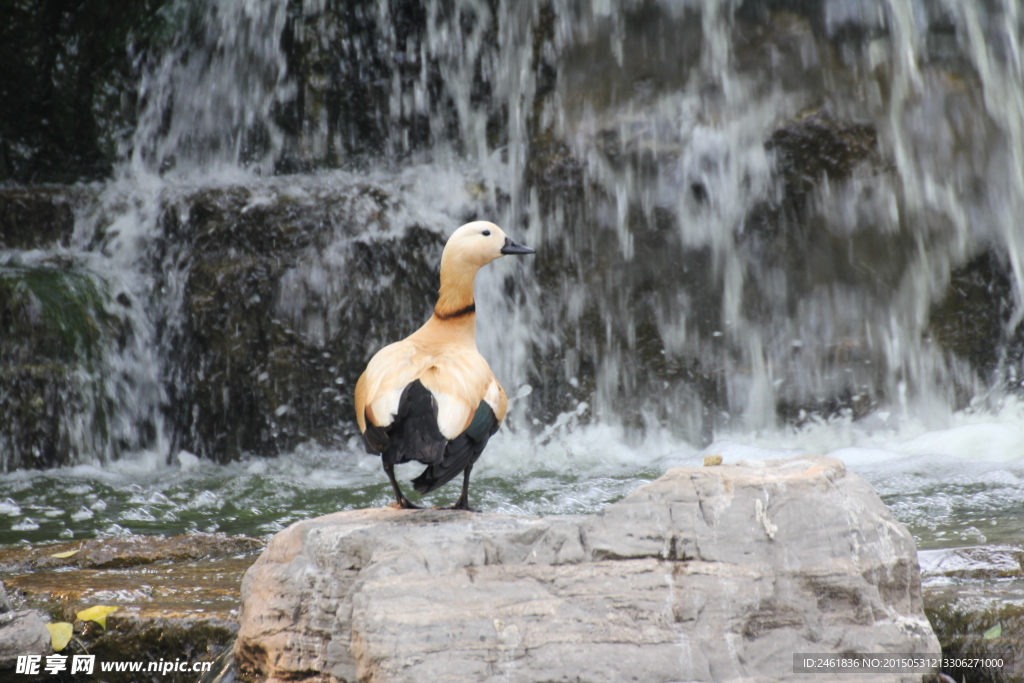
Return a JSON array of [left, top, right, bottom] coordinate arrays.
[[0, 262, 113, 364], [926, 599, 1023, 683], [0, 262, 120, 469]]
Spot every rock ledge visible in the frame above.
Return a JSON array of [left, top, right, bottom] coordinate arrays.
[[235, 455, 939, 682]]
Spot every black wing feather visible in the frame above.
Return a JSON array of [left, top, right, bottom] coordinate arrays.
[[361, 380, 448, 466], [411, 401, 497, 494], [361, 380, 499, 496]]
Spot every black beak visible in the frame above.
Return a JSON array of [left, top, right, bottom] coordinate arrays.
[[500, 237, 535, 255]]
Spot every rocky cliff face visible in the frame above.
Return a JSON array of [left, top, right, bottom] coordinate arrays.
[[0, 178, 458, 469], [234, 455, 939, 683], [5, 1, 1024, 467]]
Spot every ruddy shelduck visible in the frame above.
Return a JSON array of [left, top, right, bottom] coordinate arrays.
[[354, 221, 534, 510]]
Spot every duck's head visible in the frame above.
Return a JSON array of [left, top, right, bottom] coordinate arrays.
[[441, 221, 534, 271]]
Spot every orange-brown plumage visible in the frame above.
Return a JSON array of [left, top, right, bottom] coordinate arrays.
[[354, 221, 533, 510]]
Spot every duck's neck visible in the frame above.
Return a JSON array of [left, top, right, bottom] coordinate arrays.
[[427, 262, 479, 341], [434, 261, 478, 320]]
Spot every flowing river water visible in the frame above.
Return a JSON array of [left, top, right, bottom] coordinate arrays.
[[2, 0, 1024, 559]]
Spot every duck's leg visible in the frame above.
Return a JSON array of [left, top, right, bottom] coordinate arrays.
[[384, 463, 420, 509], [443, 464, 476, 512]]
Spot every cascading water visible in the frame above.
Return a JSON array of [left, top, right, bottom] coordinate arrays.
[[2, 0, 1024, 550], [128, 0, 292, 175]]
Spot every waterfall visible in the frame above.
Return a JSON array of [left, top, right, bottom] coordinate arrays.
[[128, 0, 292, 175], [3, 0, 1024, 470]]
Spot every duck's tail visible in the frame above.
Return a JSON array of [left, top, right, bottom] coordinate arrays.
[[411, 434, 479, 494]]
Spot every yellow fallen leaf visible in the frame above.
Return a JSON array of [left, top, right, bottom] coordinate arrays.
[[46, 623, 73, 651], [76, 605, 118, 630], [50, 550, 79, 559]]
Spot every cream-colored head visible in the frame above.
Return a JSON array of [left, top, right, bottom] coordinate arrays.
[[434, 221, 534, 319], [440, 221, 533, 271]]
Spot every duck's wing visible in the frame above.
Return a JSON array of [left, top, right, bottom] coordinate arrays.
[[354, 339, 427, 437]]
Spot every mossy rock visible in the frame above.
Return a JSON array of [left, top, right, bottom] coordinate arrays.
[[0, 363, 77, 471], [81, 618, 236, 683], [922, 546, 1024, 683], [0, 261, 122, 470], [0, 261, 113, 364], [925, 595, 1023, 683]]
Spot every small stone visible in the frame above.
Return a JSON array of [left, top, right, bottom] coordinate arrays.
[[0, 610, 51, 669]]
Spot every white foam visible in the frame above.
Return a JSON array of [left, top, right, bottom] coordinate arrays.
[[71, 507, 95, 522], [699, 440, 806, 464], [899, 423, 1024, 461], [177, 451, 201, 471]]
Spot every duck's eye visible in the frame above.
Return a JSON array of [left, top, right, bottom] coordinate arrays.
[[482, 230, 491, 236]]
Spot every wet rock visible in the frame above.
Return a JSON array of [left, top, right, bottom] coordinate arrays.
[[0, 364, 74, 471], [0, 582, 11, 613], [0, 263, 113, 366], [766, 107, 881, 206], [0, 1, 173, 183], [928, 250, 1020, 385], [753, 107, 893, 279], [924, 587, 1023, 683], [727, 107, 911, 420], [0, 176, 464, 466], [558, 2, 702, 121], [920, 546, 1024, 683], [0, 534, 263, 620], [1, 0, 1014, 471], [919, 545, 1024, 582], [523, 15, 902, 440], [84, 618, 235, 683], [235, 455, 938, 683], [0, 251, 160, 471], [0, 532, 263, 574], [0, 610, 51, 671], [1, 533, 263, 682], [0, 186, 94, 249]]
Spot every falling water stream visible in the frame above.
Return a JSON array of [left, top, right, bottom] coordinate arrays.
[[2, 0, 1024, 560]]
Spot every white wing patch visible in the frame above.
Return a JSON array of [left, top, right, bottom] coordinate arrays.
[[433, 390, 472, 440], [368, 386, 406, 429]]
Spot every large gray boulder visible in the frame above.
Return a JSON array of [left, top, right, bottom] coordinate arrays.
[[234, 455, 939, 682]]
